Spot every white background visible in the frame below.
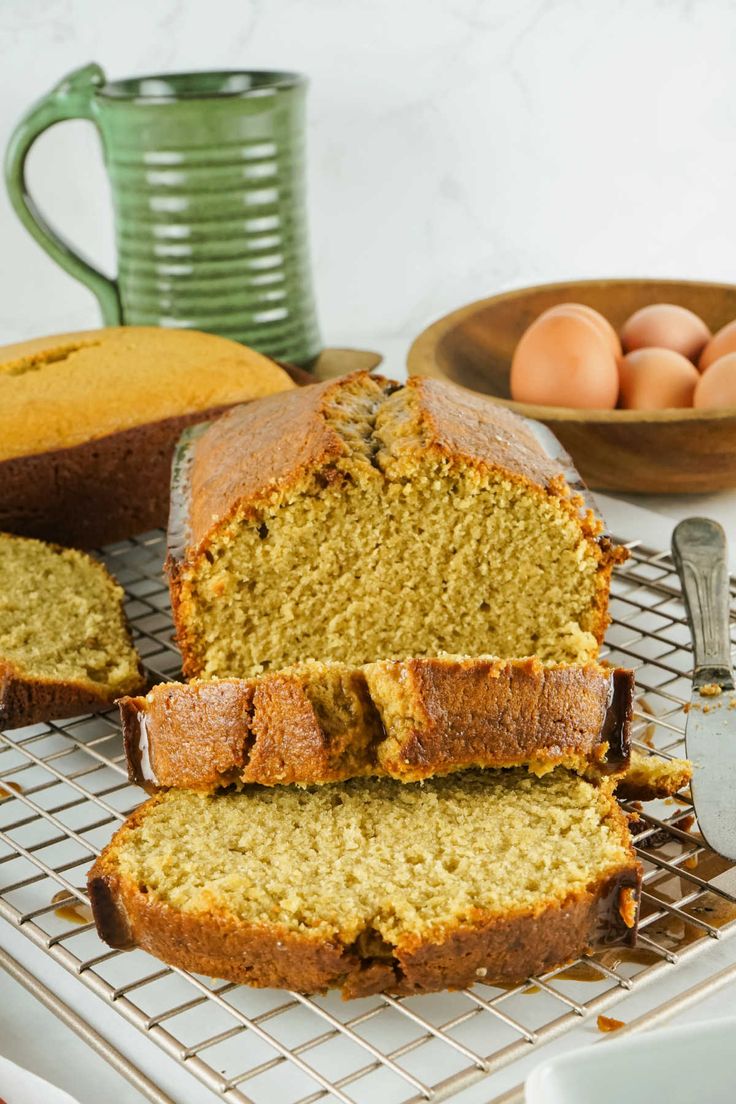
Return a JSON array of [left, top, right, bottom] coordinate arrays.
[[3, 0, 736, 355], [2, 1, 736, 1100]]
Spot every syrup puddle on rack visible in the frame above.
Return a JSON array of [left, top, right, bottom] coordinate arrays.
[[51, 890, 93, 926]]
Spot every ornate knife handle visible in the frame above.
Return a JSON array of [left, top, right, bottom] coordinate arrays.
[[672, 518, 735, 690]]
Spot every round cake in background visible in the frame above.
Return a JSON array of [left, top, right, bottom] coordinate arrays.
[[0, 326, 294, 548]]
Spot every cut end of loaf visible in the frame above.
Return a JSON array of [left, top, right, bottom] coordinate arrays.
[[169, 373, 618, 679]]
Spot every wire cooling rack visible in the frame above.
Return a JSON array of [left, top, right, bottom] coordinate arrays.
[[2, 530, 736, 1104]]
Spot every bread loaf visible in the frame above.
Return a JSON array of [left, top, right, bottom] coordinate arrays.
[[0, 327, 293, 547], [168, 372, 624, 678]]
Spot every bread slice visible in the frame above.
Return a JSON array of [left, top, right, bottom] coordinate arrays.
[[615, 749, 693, 802], [89, 769, 641, 998], [167, 372, 624, 678], [120, 655, 633, 793], [0, 327, 293, 547], [0, 533, 145, 728]]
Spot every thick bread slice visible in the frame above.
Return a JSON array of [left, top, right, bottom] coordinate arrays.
[[120, 656, 633, 792], [89, 769, 642, 998], [0, 532, 145, 728]]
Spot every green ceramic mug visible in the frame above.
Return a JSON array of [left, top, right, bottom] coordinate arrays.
[[5, 63, 321, 366]]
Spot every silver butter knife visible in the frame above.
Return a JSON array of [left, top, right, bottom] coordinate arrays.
[[672, 517, 736, 859]]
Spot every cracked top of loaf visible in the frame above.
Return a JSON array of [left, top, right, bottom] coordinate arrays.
[[170, 371, 601, 557]]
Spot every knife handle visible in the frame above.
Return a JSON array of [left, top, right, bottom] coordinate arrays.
[[671, 517, 735, 689]]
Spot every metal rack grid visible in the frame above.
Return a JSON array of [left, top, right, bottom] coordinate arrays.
[[1, 530, 736, 1104]]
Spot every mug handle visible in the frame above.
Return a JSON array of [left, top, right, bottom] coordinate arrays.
[[4, 62, 122, 325]]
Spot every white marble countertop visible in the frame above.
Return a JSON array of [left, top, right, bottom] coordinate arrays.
[[3, 0, 736, 1097]]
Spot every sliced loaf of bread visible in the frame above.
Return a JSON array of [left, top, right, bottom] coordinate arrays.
[[167, 372, 625, 678], [89, 768, 641, 998], [120, 655, 633, 792], [0, 532, 145, 728]]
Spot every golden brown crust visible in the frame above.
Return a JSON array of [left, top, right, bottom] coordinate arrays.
[[372, 656, 632, 777], [88, 797, 642, 998], [171, 372, 600, 560], [120, 657, 633, 793], [0, 323, 295, 548], [0, 327, 294, 460], [244, 667, 382, 784], [121, 679, 251, 791], [176, 374, 393, 556], [388, 376, 572, 488]]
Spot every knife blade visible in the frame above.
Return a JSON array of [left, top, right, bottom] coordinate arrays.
[[672, 517, 736, 859]]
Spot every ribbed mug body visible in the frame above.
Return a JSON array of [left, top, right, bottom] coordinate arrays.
[[95, 73, 321, 366]]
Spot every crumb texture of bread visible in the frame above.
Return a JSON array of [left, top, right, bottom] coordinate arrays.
[[89, 769, 641, 996], [169, 373, 620, 678], [0, 532, 144, 726], [121, 656, 633, 792], [615, 748, 693, 802], [0, 327, 293, 461]]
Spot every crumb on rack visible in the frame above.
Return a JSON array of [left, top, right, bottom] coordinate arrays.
[[597, 1014, 625, 1033], [699, 683, 723, 697]]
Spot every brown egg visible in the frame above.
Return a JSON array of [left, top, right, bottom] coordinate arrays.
[[694, 352, 736, 408], [540, 303, 622, 358], [699, 319, 736, 372], [619, 348, 698, 410], [620, 304, 711, 361], [510, 312, 619, 409]]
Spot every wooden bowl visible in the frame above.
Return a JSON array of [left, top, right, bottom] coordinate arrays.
[[407, 278, 736, 493]]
